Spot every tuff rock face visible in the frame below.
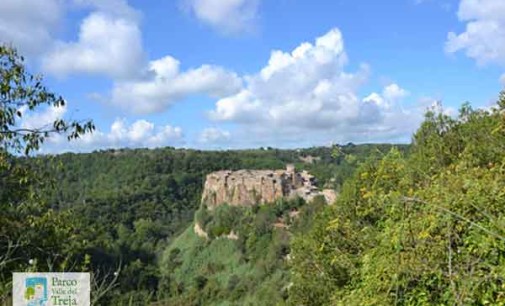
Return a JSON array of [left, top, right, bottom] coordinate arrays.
[[201, 165, 336, 209]]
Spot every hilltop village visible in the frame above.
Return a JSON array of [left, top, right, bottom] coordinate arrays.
[[201, 164, 337, 209]]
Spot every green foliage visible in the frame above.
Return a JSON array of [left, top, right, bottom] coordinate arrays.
[[158, 198, 325, 305], [19, 143, 381, 303], [204, 204, 242, 238], [0, 46, 94, 303], [0, 48, 402, 305], [289, 94, 505, 305]]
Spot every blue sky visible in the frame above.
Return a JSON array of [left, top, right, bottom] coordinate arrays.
[[1, 0, 504, 152]]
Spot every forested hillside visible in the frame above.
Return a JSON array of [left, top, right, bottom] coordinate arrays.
[[7, 93, 505, 305], [3, 144, 404, 304], [5, 94, 505, 305], [155, 197, 324, 305], [3, 35, 504, 305], [289, 99, 505, 305], [4, 0, 505, 304]]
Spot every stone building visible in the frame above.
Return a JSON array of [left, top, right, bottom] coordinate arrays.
[[201, 165, 336, 209]]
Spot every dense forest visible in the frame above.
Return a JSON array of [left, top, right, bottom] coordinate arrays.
[[15, 143, 397, 304], [0, 52, 404, 304], [289, 100, 505, 305], [2, 44, 505, 305]]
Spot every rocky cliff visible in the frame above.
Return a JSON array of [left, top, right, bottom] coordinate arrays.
[[201, 165, 336, 209]]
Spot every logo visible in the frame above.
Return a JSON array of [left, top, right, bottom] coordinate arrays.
[[24, 277, 48, 306], [13, 273, 90, 306]]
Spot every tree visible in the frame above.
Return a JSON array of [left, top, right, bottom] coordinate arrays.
[[0, 45, 95, 302]]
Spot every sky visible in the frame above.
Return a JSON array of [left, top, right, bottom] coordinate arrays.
[[1, 0, 504, 152]]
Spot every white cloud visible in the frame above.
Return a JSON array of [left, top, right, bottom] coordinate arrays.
[[209, 28, 422, 143], [383, 83, 409, 102], [446, 0, 505, 67], [364, 83, 409, 110], [47, 118, 183, 152], [199, 127, 231, 144], [42, 10, 145, 79], [500, 74, 505, 87], [81, 118, 184, 148], [19, 104, 67, 131], [0, 0, 144, 79], [111, 55, 242, 114], [184, 0, 260, 34], [0, 0, 63, 55], [210, 29, 359, 125], [18, 105, 183, 152], [4, 0, 244, 114]]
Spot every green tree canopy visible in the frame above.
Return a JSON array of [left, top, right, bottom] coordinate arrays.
[[0, 45, 94, 303], [289, 93, 505, 305]]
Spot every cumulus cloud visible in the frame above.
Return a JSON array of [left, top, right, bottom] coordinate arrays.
[[1, 0, 145, 79], [183, 0, 260, 34], [73, 118, 184, 150], [446, 0, 505, 67], [0, 0, 63, 55], [209, 28, 422, 143], [30, 0, 246, 112], [111, 55, 242, 114], [19, 104, 67, 131], [42, 7, 144, 79], [364, 83, 409, 110], [210, 29, 362, 126], [49, 118, 183, 152], [18, 105, 183, 152], [35, 0, 243, 111], [199, 127, 231, 144], [383, 83, 409, 102]]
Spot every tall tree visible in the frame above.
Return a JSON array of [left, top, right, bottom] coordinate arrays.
[[0, 45, 94, 302]]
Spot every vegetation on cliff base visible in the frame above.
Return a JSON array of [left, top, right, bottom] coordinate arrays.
[[289, 97, 505, 305], [157, 197, 326, 305]]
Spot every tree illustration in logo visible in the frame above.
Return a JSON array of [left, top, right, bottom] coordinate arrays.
[[24, 286, 35, 300], [24, 277, 47, 306]]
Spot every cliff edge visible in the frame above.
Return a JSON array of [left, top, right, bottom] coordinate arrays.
[[201, 165, 336, 209]]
